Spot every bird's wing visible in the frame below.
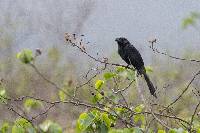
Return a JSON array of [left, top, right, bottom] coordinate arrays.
[[125, 45, 144, 70]]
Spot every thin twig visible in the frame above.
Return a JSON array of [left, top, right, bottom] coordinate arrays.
[[29, 63, 72, 98], [149, 41, 200, 63], [189, 101, 200, 132], [167, 70, 200, 108]]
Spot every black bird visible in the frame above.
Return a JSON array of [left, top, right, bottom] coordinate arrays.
[[115, 37, 157, 98]]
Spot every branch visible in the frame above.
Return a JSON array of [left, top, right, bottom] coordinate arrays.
[[64, 33, 132, 69], [29, 63, 72, 98], [166, 70, 200, 108], [149, 40, 200, 63], [189, 101, 200, 132]]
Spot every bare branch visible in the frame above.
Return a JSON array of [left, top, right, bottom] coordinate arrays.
[[149, 40, 200, 63], [167, 70, 200, 108]]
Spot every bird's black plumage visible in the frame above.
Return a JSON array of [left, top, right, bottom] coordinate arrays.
[[115, 37, 157, 98]]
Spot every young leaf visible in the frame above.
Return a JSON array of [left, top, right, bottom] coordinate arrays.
[[58, 90, 66, 102], [126, 69, 135, 80], [24, 99, 43, 112], [100, 123, 109, 133], [39, 120, 62, 133], [12, 118, 36, 133], [48, 123, 62, 133], [115, 66, 126, 73], [103, 72, 116, 80], [158, 130, 166, 133], [39, 120, 52, 132], [91, 110, 101, 121], [91, 92, 103, 104], [145, 66, 153, 73], [169, 128, 188, 133], [134, 104, 145, 113], [77, 112, 95, 131], [101, 112, 111, 128], [95, 80, 104, 90], [1, 122, 10, 133], [16, 49, 34, 64], [0, 87, 7, 104], [109, 127, 142, 133]]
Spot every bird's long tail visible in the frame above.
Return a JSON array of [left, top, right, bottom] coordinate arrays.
[[139, 69, 157, 98]]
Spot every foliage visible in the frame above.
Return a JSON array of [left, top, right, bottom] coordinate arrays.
[[39, 120, 62, 133], [0, 86, 7, 104], [109, 127, 142, 133], [12, 118, 36, 133], [16, 49, 34, 64], [104, 72, 117, 80], [95, 80, 105, 90], [24, 98, 43, 112], [58, 90, 67, 102], [182, 12, 200, 29], [11, 48, 200, 132], [1, 122, 11, 133], [0, 119, 63, 133], [76, 109, 114, 133], [2, 15, 200, 133]]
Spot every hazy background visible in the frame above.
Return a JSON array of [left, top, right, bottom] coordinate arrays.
[[1, 0, 200, 64], [0, 1, 200, 131]]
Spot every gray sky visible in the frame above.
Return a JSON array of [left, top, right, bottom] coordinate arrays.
[[0, 0, 200, 64], [84, 0, 200, 54]]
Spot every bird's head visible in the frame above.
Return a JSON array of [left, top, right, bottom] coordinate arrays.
[[115, 37, 130, 47]]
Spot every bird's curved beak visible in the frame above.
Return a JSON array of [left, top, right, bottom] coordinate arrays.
[[115, 38, 119, 42]]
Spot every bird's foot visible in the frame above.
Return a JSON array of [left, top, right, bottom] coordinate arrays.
[[125, 64, 130, 69]]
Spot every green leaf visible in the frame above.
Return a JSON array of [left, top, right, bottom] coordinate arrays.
[[169, 128, 188, 133], [117, 68, 135, 80], [0, 88, 7, 104], [58, 90, 66, 102], [92, 92, 103, 103], [12, 118, 36, 133], [109, 127, 142, 133], [145, 66, 153, 73], [115, 107, 126, 115], [158, 130, 166, 133], [39, 120, 62, 133], [101, 112, 111, 128], [100, 123, 108, 133], [1, 122, 10, 133], [134, 104, 145, 113], [0, 89, 6, 96], [39, 120, 52, 132], [169, 129, 177, 133], [134, 114, 145, 125], [95, 80, 104, 90], [12, 125, 25, 133], [48, 123, 62, 133], [133, 127, 143, 133], [16, 49, 34, 64], [181, 12, 200, 29], [24, 99, 43, 112], [197, 128, 200, 133], [91, 110, 101, 121], [77, 112, 95, 131], [191, 12, 200, 18], [115, 66, 126, 73], [104, 72, 116, 80], [133, 104, 145, 125], [96, 92, 103, 100], [134, 115, 140, 123], [126, 69, 135, 80], [182, 17, 195, 29]]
